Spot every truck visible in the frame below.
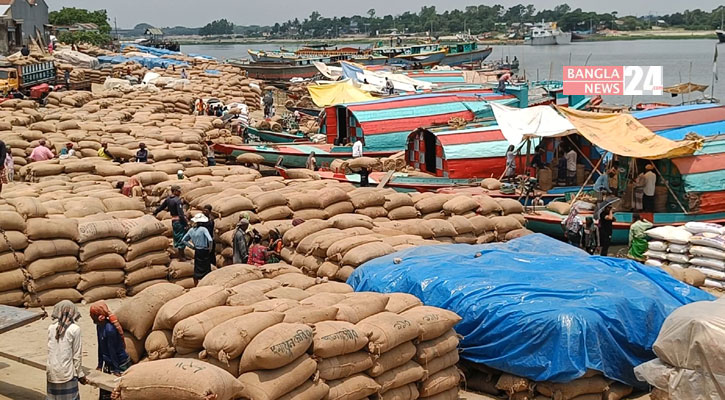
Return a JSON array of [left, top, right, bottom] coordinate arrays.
[[0, 60, 56, 96]]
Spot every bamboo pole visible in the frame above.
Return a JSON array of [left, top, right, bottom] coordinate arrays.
[[569, 154, 606, 205], [649, 161, 688, 214], [565, 135, 599, 171]]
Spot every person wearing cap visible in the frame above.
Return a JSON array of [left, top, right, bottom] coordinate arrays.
[[182, 213, 214, 285], [642, 164, 657, 213], [154, 185, 188, 260], [200, 204, 217, 267], [98, 142, 113, 161], [177, 170, 185, 180], [135, 143, 148, 163], [59, 143, 76, 160]]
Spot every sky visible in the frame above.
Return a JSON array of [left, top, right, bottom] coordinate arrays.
[[49, 0, 725, 28]]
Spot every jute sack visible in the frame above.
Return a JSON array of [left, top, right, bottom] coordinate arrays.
[[0, 290, 24, 306], [535, 376, 609, 400], [384, 193, 414, 211], [153, 285, 231, 331], [368, 341, 417, 377], [78, 238, 128, 261], [273, 273, 318, 290], [252, 192, 288, 211], [415, 330, 460, 363], [469, 216, 495, 235], [8, 197, 48, 218], [0, 211, 26, 231], [198, 264, 264, 288], [125, 236, 169, 261], [124, 265, 168, 286], [172, 306, 253, 351], [25, 288, 82, 307], [301, 293, 348, 308], [258, 205, 293, 221], [401, 306, 462, 341], [77, 270, 125, 292], [202, 312, 284, 364], [546, 201, 571, 215], [335, 292, 390, 323], [232, 278, 281, 293], [473, 195, 502, 215], [481, 178, 501, 190], [252, 299, 300, 313], [238, 354, 318, 400], [388, 206, 419, 220], [238, 323, 314, 373], [283, 219, 332, 246], [311, 320, 369, 358], [227, 289, 268, 307], [116, 358, 244, 400], [24, 240, 79, 263], [423, 220, 458, 238], [422, 387, 458, 400], [77, 219, 127, 243], [442, 196, 480, 215], [385, 293, 423, 314], [497, 198, 524, 215], [491, 216, 522, 233], [329, 214, 373, 230], [305, 282, 353, 294], [213, 196, 254, 217], [379, 383, 419, 400], [79, 253, 127, 273], [357, 312, 420, 354], [277, 379, 329, 400], [117, 282, 185, 340], [350, 191, 386, 209], [318, 351, 374, 380], [319, 187, 350, 208], [415, 196, 451, 214], [326, 235, 381, 261], [326, 373, 381, 400], [125, 251, 170, 272], [447, 216, 475, 235], [26, 272, 80, 293], [123, 333, 145, 364], [102, 197, 145, 212], [145, 330, 175, 360], [123, 215, 167, 242], [81, 285, 125, 303], [287, 193, 322, 211], [424, 350, 460, 376], [0, 269, 25, 292], [0, 231, 28, 254], [375, 360, 426, 393], [0, 251, 25, 272], [418, 366, 462, 397], [283, 305, 338, 324], [26, 256, 78, 280], [236, 153, 265, 164]]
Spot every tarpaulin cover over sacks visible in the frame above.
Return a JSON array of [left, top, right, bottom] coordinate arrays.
[[348, 234, 714, 386]]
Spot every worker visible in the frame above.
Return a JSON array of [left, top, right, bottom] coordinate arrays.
[[204, 141, 216, 166], [48, 42, 54, 54], [530, 146, 547, 171], [642, 164, 657, 213], [562, 206, 583, 248], [247, 232, 267, 267], [359, 167, 370, 187], [20, 45, 29, 57], [633, 171, 646, 212], [352, 138, 364, 158], [305, 151, 317, 171], [64, 70, 70, 89], [90, 301, 131, 399], [135, 143, 148, 163], [267, 229, 283, 263], [46, 301, 87, 400], [196, 99, 204, 115], [97, 142, 114, 161], [565, 146, 577, 186], [180, 68, 188, 79], [0, 140, 7, 195], [503, 144, 516, 182], [3, 144, 12, 184], [608, 161, 620, 196], [593, 170, 612, 202], [497, 71, 511, 93], [385, 77, 395, 95], [232, 216, 251, 264], [598, 204, 616, 256], [117, 176, 144, 198], [153, 185, 188, 261], [182, 213, 215, 285], [628, 213, 653, 261], [58, 143, 76, 159], [582, 217, 600, 255], [29, 139, 54, 162], [199, 204, 217, 267], [263, 91, 274, 119]]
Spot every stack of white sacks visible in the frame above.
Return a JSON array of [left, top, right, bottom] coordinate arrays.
[[646, 222, 725, 289]]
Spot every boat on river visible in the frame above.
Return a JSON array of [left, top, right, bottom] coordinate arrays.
[[229, 58, 320, 80], [525, 104, 725, 244], [440, 42, 493, 66], [246, 126, 307, 143], [524, 22, 571, 45]]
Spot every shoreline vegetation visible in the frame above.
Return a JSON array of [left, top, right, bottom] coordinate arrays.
[[175, 30, 718, 47]]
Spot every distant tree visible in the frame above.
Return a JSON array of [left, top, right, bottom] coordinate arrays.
[[199, 19, 234, 36], [368, 9, 376, 19], [49, 7, 111, 34]]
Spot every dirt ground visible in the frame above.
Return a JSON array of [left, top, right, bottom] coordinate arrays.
[[0, 298, 652, 400]]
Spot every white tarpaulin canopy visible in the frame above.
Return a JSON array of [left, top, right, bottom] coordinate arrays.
[[491, 103, 576, 145]]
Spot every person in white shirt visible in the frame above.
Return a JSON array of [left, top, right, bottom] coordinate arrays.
[[642, 164, 657, 212], [565, 148, 577, 186], [46, 300, 86, 399], [352, 138, 364, 158]]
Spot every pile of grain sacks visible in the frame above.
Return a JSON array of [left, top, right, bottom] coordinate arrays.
[[112, 273, 463, 400], [0, 209, 29, 306]]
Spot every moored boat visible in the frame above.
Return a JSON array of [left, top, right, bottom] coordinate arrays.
[[440, 42, 493, 66], [232, 61, 320, 80], [246, 126, 308, 143]]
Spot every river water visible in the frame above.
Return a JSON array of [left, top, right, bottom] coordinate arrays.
[[182, 39, 724, 105]]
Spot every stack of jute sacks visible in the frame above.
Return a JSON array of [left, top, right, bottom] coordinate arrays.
[[122, 215, 171, 295], [113, 271, 464, 400], [76, 217, 128, 304], [0, 208, 29, 306]]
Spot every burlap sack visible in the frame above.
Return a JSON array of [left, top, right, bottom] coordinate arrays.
[[418, 366, 461, 397], [277, 379, 329, 400], [329, 214, 374, 230], [319, 188, 350, 208], [238, 354, 317, 400], [287, 193, 322, 211], [238, 323, 314, 373], [357, 312, 420, 354], [123, 333, 145, 364], [145, 330, 176, 360], [252, 192, 287, 211], [81, 285, 125, 303], [26, 272, 80, 293], [0, 231, 28, 254], [326, 235, 381, 261], [368, 341, 417, 377], [414, 195, 451, 214], [26, 256, 78, 280], [415, 330, 460, 363], [197, 264, 263, 288], [301, 293, 348, 307], [77, 270, 125, 292], [423, 220, 458, 238], [258, 205, 293, 221], [312, 320, 369, 358], [24, 239, 78, 263], [202, 312, 284, 364], [305, 282, 353, 294], [125, 236, 169, 261], [173, 306, 253, 351], [401, 306, 462, 341], [385, 293, 423, 314], [318, 351, 373, 380], [25, 288, 82, 307], [79, 238, 127, 261], [153, 285, 230, 331], [335, 292, 390, 323], [124, 265, 168, 287], [253, 298, 300, 313], [123, 215, 167, 242], [0, 211, 26, 231], [0, 269, 25, 292], [116, 283, 185, 340], [425, 349, 460, 376], [535, 376, 609, 399], [497, 198, 524, 215], [273, 273, 318, 290], [283, 219, 332, 246], [283, 305, 338, 324], [379, 383, 419, 400], [326, 373, 380, 400], [77, 219, 127, 243], [117, 358, 244, 400], [8, 197, 48, 218], [375, 360, 426, 393]]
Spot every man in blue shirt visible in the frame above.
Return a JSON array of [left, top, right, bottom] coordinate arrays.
[[593, 170, 613, 202], [182, 213, 214, 286]]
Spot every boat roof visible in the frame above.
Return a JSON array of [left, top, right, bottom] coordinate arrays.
[[635, 104, 725, 140]]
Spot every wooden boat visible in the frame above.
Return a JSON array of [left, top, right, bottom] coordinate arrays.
[[236, 61, 319, 80], [246, 126, 307, 143], [441, 42, 493, 66], [247, 49, 349, 65], [214, 89, 523, 168], [525, 103, 725, 244], [286, 106, 321, 117], [355, 44, 447, 67]]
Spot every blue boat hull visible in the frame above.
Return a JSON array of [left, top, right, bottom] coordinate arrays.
[[442, 48, 493, 66]]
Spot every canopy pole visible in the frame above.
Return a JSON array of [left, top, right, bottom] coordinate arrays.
[[649, 161, 688, 214], [569, 153, 606, 205], [525, 138, 531, 175]]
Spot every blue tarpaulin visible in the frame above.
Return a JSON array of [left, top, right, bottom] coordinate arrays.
[[120, 43, 181, 57], [98, 55, 188, 69], [348, 234, 715, 386]]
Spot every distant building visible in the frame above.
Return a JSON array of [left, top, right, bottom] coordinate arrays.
[[0, 0, 49, 53]]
